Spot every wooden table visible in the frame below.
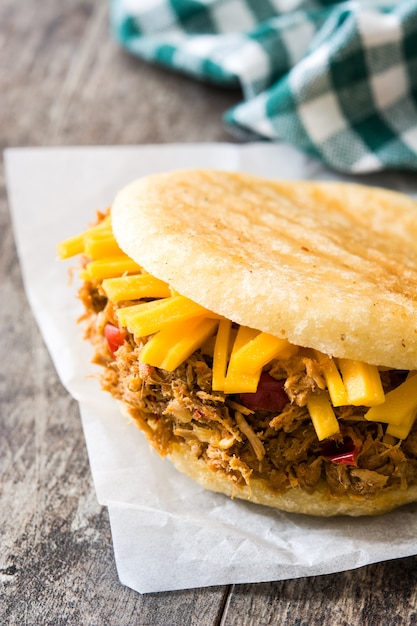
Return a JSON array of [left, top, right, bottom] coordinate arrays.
[[1, 2, 417, 624]]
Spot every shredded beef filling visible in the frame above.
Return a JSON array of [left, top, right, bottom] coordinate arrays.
[[82, 282, 417, 500]]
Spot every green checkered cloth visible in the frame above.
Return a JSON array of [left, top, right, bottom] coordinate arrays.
[[110, 0, 417, 173]]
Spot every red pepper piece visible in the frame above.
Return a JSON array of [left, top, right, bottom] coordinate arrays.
[[321, 437, 359, 466], [240, 372, 288, 412], [104, 323, 125, 357]]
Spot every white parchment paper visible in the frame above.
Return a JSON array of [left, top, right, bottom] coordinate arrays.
[[5, 143, 417, 594]]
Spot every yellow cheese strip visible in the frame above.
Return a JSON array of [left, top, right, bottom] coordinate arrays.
[[223, 370, 261, 395], [83, 230, 123, 259], [223, 326, 262, 394], [365, 373, 417, 427], [212, 319, 233, 391], [139, 317, 219, 371], [57, 232, 85, 259], [307, 393, 340, 440], [102, 274, 171, 302], [314, 351, 348, 407], [159, 317, 219, 371], [386, 410, 417, 440], [200, 334, 216, 357], [229, 332, 298, 375], [82, 255, 142, 280], [57, 216, 112, 259], [338, 359, 385, 406], [117, 295, 214, 337]]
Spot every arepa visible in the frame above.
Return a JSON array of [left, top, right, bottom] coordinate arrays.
[[59, 169, 417, 516]]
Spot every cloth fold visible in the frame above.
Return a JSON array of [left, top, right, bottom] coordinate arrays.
[[110, 0, 417, 173]]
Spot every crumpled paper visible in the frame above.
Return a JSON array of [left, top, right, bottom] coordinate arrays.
[[5, 143, 417, 593]]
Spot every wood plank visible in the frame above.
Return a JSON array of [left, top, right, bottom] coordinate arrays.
[[0, 0, 238, 150], [221, 557, 417, 625]]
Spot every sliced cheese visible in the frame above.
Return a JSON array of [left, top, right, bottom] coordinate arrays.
[[314, 351, 348, 407], [83, 230, 122, 259], [221, 328, 298, 394], [212, 319, 233, 392], [82, 255, 142, 280], [139, 316, 219, 371], [117, 295, 216, 337], [386, 410, 417, 440], [57, 232, 85, 259], [57, 216, 112, 260], [338, 359, 385, 406], [200, 334, 216, 357], [223, 326, 262, 394], [229, 332, 298, 375], [307, 393, 340, 440], [102, 274, 171, 302], [365, 372, 417, 428]]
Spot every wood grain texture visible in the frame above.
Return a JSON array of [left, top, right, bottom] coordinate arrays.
[[221, 558, 417, 626], [0, 1, 235, 623], [1, 1, 417, 624]]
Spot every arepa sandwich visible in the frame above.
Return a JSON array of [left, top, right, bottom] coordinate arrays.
[[58, 169, 417, 517]]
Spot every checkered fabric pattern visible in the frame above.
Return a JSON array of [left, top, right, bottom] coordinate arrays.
[[110, 0, 417, 173]]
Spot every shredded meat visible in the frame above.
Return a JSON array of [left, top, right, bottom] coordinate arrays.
[[270, 355, 325, 406], [81, 283, 417, 501]]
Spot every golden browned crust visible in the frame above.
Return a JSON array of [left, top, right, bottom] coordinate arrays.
[[112, 170, 417, 370]]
